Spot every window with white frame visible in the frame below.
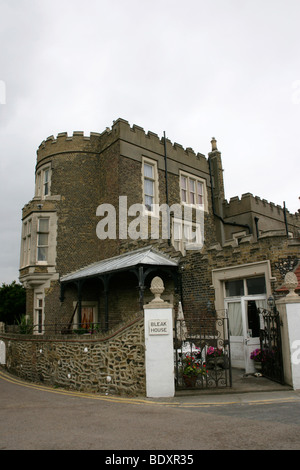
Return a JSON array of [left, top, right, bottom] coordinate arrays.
[[43, 168, 50, 196], [36, 166, 51, 198], [172, 218, 202, 254], [22, 219, 32, 267], [37, 218, 49, 262], [225, 276, 266, 297], [212, 261, 273, 311], [34, 293, 44, 334], [142, 158, 158, 214], [180, 172, 207, 210]]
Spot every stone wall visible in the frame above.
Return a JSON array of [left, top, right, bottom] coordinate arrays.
[[0, 315, 145, 396]]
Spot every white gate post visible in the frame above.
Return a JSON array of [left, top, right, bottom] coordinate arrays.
[[276, 272, 300, 390], [144, 277, 175, 398], [0, 340, 6, 365]]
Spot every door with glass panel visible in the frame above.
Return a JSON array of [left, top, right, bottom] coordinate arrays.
[[243, 296, 266, 374], [225, 277, 267, 374], [225, 299, 245, 369]]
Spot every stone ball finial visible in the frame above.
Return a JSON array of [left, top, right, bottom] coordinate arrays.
[[150, 276, 165, 302], [284, 271, 299, 298]]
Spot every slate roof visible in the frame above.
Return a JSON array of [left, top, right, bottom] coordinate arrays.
[[60, 246, 178, 283]]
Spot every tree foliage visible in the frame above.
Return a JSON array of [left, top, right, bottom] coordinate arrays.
[[0, 281, 26, 324]]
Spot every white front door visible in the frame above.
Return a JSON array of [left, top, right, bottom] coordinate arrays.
[[226, 300, 244, 369], [226, 296, 266, 374]]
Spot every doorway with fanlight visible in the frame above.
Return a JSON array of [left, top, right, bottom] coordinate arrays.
[[212, 261, 274, 375], [224, 276, 267, 374]]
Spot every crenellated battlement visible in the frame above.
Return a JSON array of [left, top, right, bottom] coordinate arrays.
[[37, 130, 106, 164], [36, 118, 208, 171], [223, 192, 300, 219], [113, 118, 206, 164]]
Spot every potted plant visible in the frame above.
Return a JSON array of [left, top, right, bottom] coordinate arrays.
[[182, 354, 207, 387], [206, 346, 227, 369], [250, 348, 263, 371], [206, 346, 224, 358]]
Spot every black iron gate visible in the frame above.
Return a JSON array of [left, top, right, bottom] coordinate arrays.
[[174, 314, 232, 390], [259, 307, 284, 384]]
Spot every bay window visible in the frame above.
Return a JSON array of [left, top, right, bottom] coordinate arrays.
[[22, 219, 32, 267]]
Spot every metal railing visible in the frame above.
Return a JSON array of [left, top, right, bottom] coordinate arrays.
[[4, 321, 121, 336]]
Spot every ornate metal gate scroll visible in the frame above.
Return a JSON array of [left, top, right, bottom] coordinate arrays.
[[259, 308, 284, 384], [174, 311, 232, 390]]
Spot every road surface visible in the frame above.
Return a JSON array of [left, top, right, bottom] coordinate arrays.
[[1, 369, 300, 452]]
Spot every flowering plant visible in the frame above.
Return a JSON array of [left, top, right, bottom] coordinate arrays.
[[250, 348, 263, 362], [206, 346, 224, 358], [182, 355, 207, 377]]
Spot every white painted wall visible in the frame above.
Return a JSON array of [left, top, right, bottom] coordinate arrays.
[[144, 306, 175, 398], [0, 340, 6, 365], [277, 297, 300, 390], [286, 302, 300, 390]]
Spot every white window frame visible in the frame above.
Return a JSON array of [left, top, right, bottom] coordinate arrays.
[[172, 217, 202, 254], [179, 171, 208, 211], [36, 165, 51, 198], [212, 260, 275, 312], [22, 219, 32, 267], [34, 292, 44, 335], [224, 276, 267, 298], [20, 213, 57, 273], [37, 217, 49, 264], [43, 168, 50, 196], [142, 157, 159, 217]]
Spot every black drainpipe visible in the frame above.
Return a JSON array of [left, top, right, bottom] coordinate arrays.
[[164, 131, 171, 246], [208, 158, 251, 235], [283, 201, 289, 238], [254, 216, 260, 238]]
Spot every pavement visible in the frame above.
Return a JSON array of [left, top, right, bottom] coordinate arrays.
[[176, 367, 292, 396], [1, 366, 299, 407], [169, 367, 300, 407]]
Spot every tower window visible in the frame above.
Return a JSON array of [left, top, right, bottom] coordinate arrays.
[[37, 218, 49, 262], [36, 166, 51, 198]]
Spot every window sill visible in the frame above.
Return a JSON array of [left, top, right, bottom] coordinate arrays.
[[143, 208, 160, 218], [185, 243, 203, 251], [181, 202, 206, 212]]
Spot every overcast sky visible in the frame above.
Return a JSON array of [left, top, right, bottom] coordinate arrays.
[[0, 0, 299, 284]]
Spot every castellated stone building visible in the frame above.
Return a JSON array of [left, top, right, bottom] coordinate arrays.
[[19, 118, 300, 372]]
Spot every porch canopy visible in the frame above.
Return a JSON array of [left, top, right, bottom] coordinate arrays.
[[60, 246, 179, 329]]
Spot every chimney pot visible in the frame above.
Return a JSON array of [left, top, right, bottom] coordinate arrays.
[[211, 137, 218, 151]]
